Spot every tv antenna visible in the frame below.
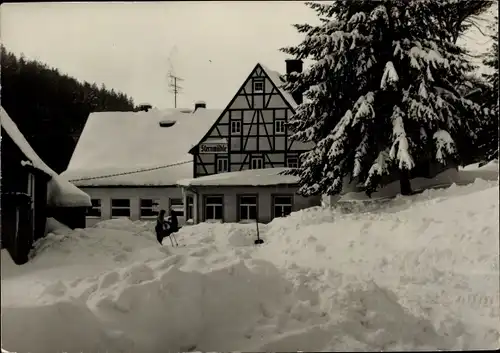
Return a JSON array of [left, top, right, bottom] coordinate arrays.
[[167, 45, 184, 108]]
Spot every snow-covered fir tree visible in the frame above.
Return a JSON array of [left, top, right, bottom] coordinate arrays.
[[282, 0, 490, 196], [478, 14, 499, 161]]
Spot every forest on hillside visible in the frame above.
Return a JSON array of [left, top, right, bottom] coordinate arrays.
[[1, 46, 136, 173]]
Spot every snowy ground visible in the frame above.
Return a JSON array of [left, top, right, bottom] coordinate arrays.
[[1, 165, 498, 352]]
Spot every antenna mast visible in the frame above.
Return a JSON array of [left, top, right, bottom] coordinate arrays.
[[166, 46, 184, 108], [167, 72, 184, 108]]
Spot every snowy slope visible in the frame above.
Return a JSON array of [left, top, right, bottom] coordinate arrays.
[[0, 106, 91, 207], [1, 179, 498, 352]]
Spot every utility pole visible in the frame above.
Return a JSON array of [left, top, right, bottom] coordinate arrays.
[[168, 72, 184, 108]]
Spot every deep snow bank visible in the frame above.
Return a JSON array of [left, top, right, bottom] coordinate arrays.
[[2, 257, 329, 353], [257, 179, 500, 350], [1, 179, 498, 352]]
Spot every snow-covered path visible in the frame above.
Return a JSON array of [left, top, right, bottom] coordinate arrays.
[[1, 176, 498, 352]]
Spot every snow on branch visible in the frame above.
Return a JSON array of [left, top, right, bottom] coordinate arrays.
[[433, 129, 457, 164], [369, 4, 389, 24], [353, 132, 369, 178], [408, 97, 441, 123], [380, 61, 399, 90], [326, 109, 353, 160], [389, 106, 415, 170], [352, 92, 375, 126], [324, 164, 345, 195], [418, 81, 429, 100], [409, 45, 451, 71], [365, 149, 391, 186], [347, 11, 367, 27]]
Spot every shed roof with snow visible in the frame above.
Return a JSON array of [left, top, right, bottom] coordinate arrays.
[[61, 107, 222, 186], [177, 167, 299, 187], [0, 106, 91, 207]]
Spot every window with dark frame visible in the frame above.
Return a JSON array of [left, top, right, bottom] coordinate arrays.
[[238, 195, 257, 221], [286, 157, 299, 168], [217, 158, 229, 173], [87, 199, 102, 217], [251, 157, 263, 169], [205, 196, 223, 221], [186, 196, 194, 221], [111, 198, 131, 218], [231, 120, 241, 134], [273, 195, 293, 218], [169, 198, 184, 217], [253, 80, 264, 93], [275, 120, 286, 134], [140, 199, 160, 218]]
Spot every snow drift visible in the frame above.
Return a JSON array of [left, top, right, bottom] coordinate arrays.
[[1, 178, 498, 352]]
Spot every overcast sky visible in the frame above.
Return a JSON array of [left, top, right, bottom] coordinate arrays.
[[1, 1, 496, 110]]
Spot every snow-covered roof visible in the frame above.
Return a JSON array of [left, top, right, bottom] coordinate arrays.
[[259, 64, 298, 109], [64, 163, 192, 187], [177, 167, 299, 187], [62, 107, 222, 186], [0, 107, 91, 207]]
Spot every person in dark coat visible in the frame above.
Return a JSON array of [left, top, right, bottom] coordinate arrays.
[[168, 206, 179, 233], [155, 209, 169, 244]]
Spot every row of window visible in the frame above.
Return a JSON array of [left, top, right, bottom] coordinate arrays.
[[204, 194, 293, 221], [87, 195, 293, 222], [229, 119, 286, 134], [216, 156, 298, 173], [88, 197, 193, 219]]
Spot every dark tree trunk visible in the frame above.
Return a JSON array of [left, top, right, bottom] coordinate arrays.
[[399, 169, 413, 196]]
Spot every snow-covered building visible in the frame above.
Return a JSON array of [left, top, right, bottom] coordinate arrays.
[[60, 106, 221, 226], [1, 107, 91, 264], [179, 61, 319, 223], [62, 60, 320, 225]]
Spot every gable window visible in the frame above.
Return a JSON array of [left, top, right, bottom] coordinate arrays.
[[253, 80, 264, 93], [140, 199, 160, 218], [272, 195, 293, 218], [286, 157, 299, 168], [238, 195, 257, 221], [217, 157, 229, 173], [169, 198, 184, 217], [231, 120, 241, 134], [251, 157, 263, 170], [111, 199, 130, 218], [204, 196, 223, 221], [87, 199, 102, 218], [275, 120, 286, 134]]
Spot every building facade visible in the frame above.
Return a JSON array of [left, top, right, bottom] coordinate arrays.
[[179, 61, 320, 224], [64, 60, 320, 227], [1, 107, 91, 264]]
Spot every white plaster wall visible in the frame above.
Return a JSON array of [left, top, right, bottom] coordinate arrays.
[[80, 187, 184, 227], [185, 185, 321, 224]]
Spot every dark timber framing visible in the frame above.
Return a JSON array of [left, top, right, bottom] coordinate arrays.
[[190, 63, 310, 178]]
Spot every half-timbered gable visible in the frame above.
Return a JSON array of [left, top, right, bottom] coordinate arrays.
[[190, 62, 313, 178]]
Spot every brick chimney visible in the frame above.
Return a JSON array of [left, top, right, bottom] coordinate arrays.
[[285, 59, 304, 105], [194, 100, 206, 111]]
